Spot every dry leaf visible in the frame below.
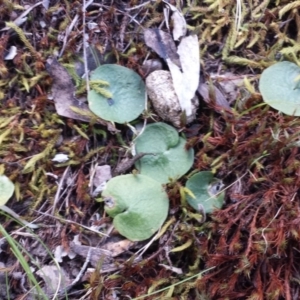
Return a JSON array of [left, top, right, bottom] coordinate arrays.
[[46, 57, 118, 133], [166, 35, 200, 117], [163, 1, 187, 41], [144, 29, 181, 67], [102, 239, 135, 257], [54, 245, 76, 263], [69, 239, 134, 268], [210, 72, 244, 104], [69, 242, 113, 268], [36, 265, 71, 294], [4, 46, 17, 60], [197, 82, 231, 110], [52, 153, 69, 163], [144, 29, 200, 122], [93, 165, 112, 187]]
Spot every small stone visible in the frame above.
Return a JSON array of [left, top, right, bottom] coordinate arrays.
[[146, 70, 198, 127]]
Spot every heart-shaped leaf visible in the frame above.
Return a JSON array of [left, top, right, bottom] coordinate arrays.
[[186, 171, 224, 213], [134, 123, 194, 184], [102, 174, 169, 241], [259, 61, 300, 116], [88, 64, 146, 123], [0, 175, 15, 206]]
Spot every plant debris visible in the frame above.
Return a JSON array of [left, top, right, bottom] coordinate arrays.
[[2, 0, 300, 299]]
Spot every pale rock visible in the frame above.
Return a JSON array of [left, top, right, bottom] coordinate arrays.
[[146, 70, 198, 127]]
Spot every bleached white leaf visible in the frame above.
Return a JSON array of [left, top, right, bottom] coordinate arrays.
[[172, 10, 187, 40], [52, 153, 69, 163], [72, 234, 81, 245], [159, 263, 183, 274], [54, 244, 76, 262], [166, 35, 200, 117], [0, 175, 14, 206], [163, 1, 187, 40], [87, 22, 100, 32], [92, 182, 107, 197], [54, 245, 66, 263], [177, 36, 200, 97], [39, 20, 46, 28], [4, 46, 17, 60]]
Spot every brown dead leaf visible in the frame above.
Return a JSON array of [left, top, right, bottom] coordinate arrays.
[[69, 242, 113, 268], [69, 239, 134, 268], [46, 57, 118, 132], [101, 239, 135, 257], [197, 82, 231, 110]]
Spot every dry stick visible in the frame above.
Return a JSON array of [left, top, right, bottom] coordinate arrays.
[[125, 1, 152, 11], [51, 166, 70, 215], [35, 210, 109, 236], [59, 0, 94, 58], [1, 1, 43, 30], [234, 0, 242, 32], [58, 14, 79, 57], [82, 0, 93, 92]]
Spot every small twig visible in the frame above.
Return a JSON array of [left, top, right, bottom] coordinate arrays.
[[1, 2, 43, 30], [113, 152, 155, 176], [137, 220, 179, 261], [59, 0, 94, 58], [82, 0, 92, 92], [70, 238, 92, 285], [59, 14, 79, 57], [234, 0, 242, 32], [125, 1, 152, 11], [260, 205, 283, 254], [33, 210, 109, 236], [51, 166, 70, 215], [56, 237, 92, 297]]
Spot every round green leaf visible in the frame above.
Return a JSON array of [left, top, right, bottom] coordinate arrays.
[[186, 171, 224, 214], [0, 175, 15, 206], [102, 174, 169, 241], [259, 61, 300, 116], [135, 123, 194, 184], [88, 64, 146, 123]]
